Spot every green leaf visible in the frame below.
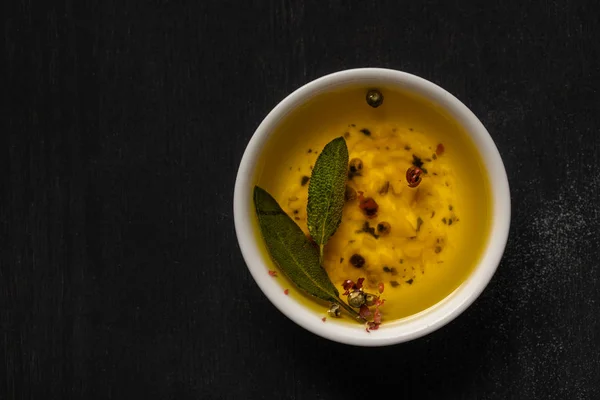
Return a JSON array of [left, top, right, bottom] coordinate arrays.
[[307, 137, 349, 260], [255, 186, 340, 301], [254, 186, 363, 321]]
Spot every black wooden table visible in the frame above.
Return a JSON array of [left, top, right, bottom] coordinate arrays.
[[3, 1, 600, 399]]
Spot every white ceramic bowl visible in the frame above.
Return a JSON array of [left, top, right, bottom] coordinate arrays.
[[234, 68, 510, 346]]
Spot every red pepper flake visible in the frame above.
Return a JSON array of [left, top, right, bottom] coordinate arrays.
[[284, 289, 289, 295], [342, 279, 355, 295], [357, 191, 379, 218], [378, 282, 384, 293], [268, 270, 278, 277], [342, 277, 365, 295], [365, 321, 380, 332], [359, 304, 372, 319], [356, 277, 365, 290], [322, 317, 326, 322], [436, 143, 445, 155], [373, 307, 382, 324]]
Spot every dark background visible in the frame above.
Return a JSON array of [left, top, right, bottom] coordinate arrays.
[[3, 0, 600, 399]]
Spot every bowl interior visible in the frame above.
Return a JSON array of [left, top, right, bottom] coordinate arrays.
[[234, 68, 510, 346]]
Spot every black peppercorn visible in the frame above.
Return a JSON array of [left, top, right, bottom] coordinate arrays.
[[327, 303, 341, 317], [349, 254, 365, 268], [377, 221, 391, 235], [345, 185, 357, 201], [366, 89, 384, 108], [349, 158, 363, 173], [348, 291, 366, 308], [364, 293, 378, 306]]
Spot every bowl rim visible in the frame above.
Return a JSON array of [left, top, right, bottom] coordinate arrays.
[[233, 67, 511, 346]]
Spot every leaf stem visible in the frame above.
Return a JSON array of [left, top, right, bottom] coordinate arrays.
[[336, 298, 366, 323], [319, 245, 324, 265]]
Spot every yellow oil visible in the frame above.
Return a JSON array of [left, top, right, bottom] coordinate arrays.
[[252, 85, 492, 323]]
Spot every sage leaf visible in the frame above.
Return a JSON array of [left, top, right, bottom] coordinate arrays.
[[255, 186, 340, 301], [254, 186, 363, 321], [307, 137, 349, 261]]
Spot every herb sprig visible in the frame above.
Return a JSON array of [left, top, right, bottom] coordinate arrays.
[[254, 137, 364, 322]]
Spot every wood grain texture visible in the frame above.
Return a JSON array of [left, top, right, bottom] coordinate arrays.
[[2, 0, 600, 399]]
